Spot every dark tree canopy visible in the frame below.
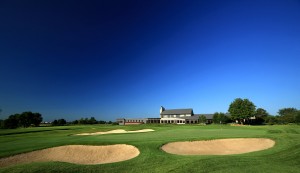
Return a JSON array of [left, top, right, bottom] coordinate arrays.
[[71, 117, 105, 124], [0, 119, 4, 129], [52, 119, 67, 126], [19, 112, 43, 127], [295, 112, 300, 124], [278, 108, 298, 116], [213, 112, 229, 124], [278, 108, 299, 123], [4, 114, 19, 129], [32, 113, 43, 126], [52, 119, 58, 126], [228, 98, 256, 124], [255, 108, 269, 117], [253, 108, 269, 125], [88, 117, 97, 124], [57, 119, 67, 125], [2, 112, 43, 129], [212, 112, 219, 124]]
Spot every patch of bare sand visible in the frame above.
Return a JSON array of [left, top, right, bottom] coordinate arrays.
[[0, 144, 139, 167], [161, 138, 275, 155], [76, 129, 154, 135]]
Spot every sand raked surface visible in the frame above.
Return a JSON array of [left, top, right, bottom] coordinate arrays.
[[76, 129, 154, 135], [161, 138, 275, 155], [0, 144, 139, 167]]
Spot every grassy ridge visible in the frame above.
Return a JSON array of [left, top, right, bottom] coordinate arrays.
[[0, 125, 299, 173]]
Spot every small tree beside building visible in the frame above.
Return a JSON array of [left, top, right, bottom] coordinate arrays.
[[213, 112, 230, 124], [198, 115, 207, 124]]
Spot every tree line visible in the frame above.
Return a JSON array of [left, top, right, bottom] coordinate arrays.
[[198, 98, 300, 125], [227, 98, 300, 125], [0, 112, 43, 129], [51, 117, 115, 126]]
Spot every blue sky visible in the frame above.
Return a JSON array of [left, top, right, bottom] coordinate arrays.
[[0, 0, 299, 121]]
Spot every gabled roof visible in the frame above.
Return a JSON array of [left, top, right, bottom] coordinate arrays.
[[161, 108, 193, 115]]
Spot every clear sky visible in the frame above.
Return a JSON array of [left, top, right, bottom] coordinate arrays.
[[0, 0, 299, 121]]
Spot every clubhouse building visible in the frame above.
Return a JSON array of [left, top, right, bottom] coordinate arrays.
[[117, 106, 213, 125]]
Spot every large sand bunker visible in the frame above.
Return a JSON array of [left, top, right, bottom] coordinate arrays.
[[0, 144, 139, 167], [76, 129, 154, 135], [161, 138, 275, 155]]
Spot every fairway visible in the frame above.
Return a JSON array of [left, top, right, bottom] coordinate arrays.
[[0, 125, 299, 173]]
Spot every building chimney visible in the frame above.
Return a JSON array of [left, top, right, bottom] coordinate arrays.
[[160, 106, 165, 114]]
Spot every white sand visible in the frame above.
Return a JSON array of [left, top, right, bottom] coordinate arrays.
[[76, 129, 154, 135], [161, 138, 275, 155], [0, 144, 139, 167]]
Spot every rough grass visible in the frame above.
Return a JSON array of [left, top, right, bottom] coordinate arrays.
[[0, 124, 299, 173]]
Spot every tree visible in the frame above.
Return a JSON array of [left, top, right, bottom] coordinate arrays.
[[17, 112, 43, 127], [3, 114, 19, 129], [72, 120, 79, 124], [278, 108, 298, 116], [213, 112, 220, 124], [57, 119, 67, 126], [254, 108, 269, 125], [278, 108, 298, 123], [52, 120, 58, 126], [295, 112, 300, 124], [78, 118, 89, 124], [213, 112, 229, 124], [219, 112, 229, 124], [1, 111, 43, 129], [198, 115, 206, 124], [228, 98, 256, 124], [88, 117, 97, 124], [19, 112, 32, 127], [32, 113, 43, 126], [255, 108, 269, 117], [0, 119, 4, 129], [52, 119, 67, 126], [98, 120, 106, 124], [265, 115, 278, 125]]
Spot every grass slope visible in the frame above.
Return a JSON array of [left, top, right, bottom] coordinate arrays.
[[0, 124, 299, 173]]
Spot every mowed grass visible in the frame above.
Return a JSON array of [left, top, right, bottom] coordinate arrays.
[[0, 124, 299, 173]]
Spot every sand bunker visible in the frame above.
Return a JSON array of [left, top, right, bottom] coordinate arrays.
[[161, 138, 275, 155], [0, 144, 139, 167], [76, 129, 154, 135]]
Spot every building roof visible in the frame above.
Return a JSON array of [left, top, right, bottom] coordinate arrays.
[[161, 108, 193, 115]]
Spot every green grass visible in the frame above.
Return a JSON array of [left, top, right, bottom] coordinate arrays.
[[0, 124, 299, 173]]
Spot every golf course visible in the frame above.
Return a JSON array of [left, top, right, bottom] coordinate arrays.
[[0, 124, 299, 173]]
